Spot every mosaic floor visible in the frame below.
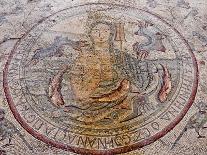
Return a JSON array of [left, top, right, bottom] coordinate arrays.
[[0, 0, 207, 154]]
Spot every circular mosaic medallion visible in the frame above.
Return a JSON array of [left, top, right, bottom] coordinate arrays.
[[3, 3, 198, 155]]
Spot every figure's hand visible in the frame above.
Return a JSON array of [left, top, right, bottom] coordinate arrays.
[[72, 40, 89, 51]]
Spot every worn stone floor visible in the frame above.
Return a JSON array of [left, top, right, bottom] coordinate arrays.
[[0, 0, 207, 155]]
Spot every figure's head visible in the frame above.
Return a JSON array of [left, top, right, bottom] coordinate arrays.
[[0, 108, 5, 120], [89, 21, 115, 44]]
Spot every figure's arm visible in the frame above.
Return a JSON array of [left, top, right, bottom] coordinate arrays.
[[70, 40, 89, 51]]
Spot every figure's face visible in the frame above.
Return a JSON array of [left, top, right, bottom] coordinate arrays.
[[90, 23, 111, 43]]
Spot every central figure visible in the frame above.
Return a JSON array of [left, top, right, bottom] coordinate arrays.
[[68, 21, 129, 105], [49, 21, 156, 122]]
